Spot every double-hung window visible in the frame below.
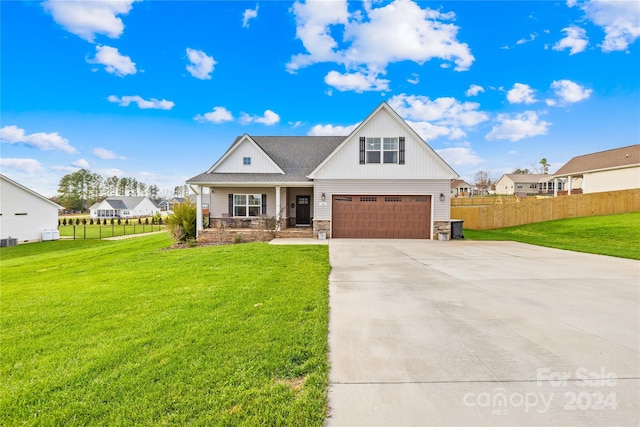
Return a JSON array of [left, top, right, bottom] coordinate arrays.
[[383, 137, 398, 164], [233, 194, 262, 217], [364, 137, 400, 164]]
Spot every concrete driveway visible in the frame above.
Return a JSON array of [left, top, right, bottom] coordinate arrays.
[[326, 240, 639, 426]]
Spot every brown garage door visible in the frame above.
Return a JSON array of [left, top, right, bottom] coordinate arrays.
[[332, 195, 431, 239]]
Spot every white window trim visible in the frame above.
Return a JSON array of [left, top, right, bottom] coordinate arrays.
[[233, 194, 262, 217], [365, 137, 399, 164]]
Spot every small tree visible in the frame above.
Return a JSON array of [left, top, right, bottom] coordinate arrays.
[[145, 218, 149, 225], [138, 218, 142, 224], [117, 218, 121, 225], [125, 219, 129, 225], [103, 218, 107, 225], [166, 201, 196, 243], [82, 218, 87, 225], [89, 218, 94, 225], [75, 218, 81, 225], [62, 218, 67, 226]]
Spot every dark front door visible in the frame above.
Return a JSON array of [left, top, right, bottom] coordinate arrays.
[[296, 195, 311, 225]]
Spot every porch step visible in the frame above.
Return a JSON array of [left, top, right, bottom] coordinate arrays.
[[275, 227, 314, 239]]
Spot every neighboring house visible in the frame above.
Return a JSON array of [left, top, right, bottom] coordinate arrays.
[[0, 174, 62, 243], [187, 102, 459, 239], [89, 196, 160, 219], [451, 179, 472, 197], [552, 144, 640, 195], [167, 197, 186, 211], [494, 174, 559, 196]]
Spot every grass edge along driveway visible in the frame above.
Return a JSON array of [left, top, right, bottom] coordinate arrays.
[[1, 234, 330, 426], [463, 212, 640, 260]]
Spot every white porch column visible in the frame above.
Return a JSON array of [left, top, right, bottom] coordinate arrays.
[[567, 175, 572, 195], [553, 178, 558, 197], [275, 186, 281, 230], [194, 186, 203, 237]]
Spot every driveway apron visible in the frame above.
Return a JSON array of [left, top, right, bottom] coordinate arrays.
[[325, 239, 640, 426]]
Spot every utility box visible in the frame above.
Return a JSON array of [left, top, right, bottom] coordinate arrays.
[[42, 230, 53, 241], [450, 220, 464, 239]]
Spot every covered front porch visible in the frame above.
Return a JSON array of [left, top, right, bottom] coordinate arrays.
[[190, 183, 318, 241]]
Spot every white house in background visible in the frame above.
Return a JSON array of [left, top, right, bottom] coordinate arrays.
[[552, 144, 640, 195], [494, 173, 559, 196], [0, 174, 62, 243], [187, 102, 459, 239], [451, 179, 472, 197], [89, 196, 160, 219]]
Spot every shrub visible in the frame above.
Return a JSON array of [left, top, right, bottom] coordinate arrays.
[[103, 219, 107, 225], [166, 201, 196, 243], [62, 218, 67, 226], [75, 218, 81, 225], [145, 218, 149, 225], [138, 218, 142, 224], [58, 219, 61, 226], [117, 218, 121, 225], [125, 219, 129, 225], [110, 218, 115, 225], [82, 218, 87, 225], [233, 233, 243, 244]]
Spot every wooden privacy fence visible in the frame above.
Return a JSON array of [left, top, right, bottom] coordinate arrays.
[[451, 189, 640, 230], [450, 195, 520, 206]]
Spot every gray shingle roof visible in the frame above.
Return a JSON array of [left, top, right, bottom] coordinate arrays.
[[187, 136, 345, 184], [102, 197, 158, 210], [554, 144, 640, 176]]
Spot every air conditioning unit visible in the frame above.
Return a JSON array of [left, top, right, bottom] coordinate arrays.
[[0, 237, 18, 247]]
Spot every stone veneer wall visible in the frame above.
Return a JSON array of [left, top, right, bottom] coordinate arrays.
[[433, 221, 451, 240], [313, 219, 331, 239], [198, 228, 275, 244]]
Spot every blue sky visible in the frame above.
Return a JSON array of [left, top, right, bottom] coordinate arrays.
[[1, 0, 639, 198]]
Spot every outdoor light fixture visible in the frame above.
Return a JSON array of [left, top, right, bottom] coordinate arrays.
[[321, 193, 326, 201], [439, 193, 445, 202]]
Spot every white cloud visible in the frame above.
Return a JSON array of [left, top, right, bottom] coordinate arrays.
[[550, 79, 592, 103], [308, 123, 358, 136], [553, 26, 588, 55], [287, 0, 474, 92], [42, 0, 138, 42], [0, 158, 44, 173], [194, 106, 234, 123], [93, 147, 125, 160], [407, 73, 420, 84], [574, 0, 640, 52], [388, 94, 489, 140], [486, 111, 550, 142], [88, 45, 136, 76], [507, 83, 537, 104], [465, 84, 485, 97], [107, 95, 174, 110], [239, 110, 280, 126], [0, 125, 77, 153], [242, 4, 259, 28], [436, 144, 483, 166], [186, 48, 216, 80], [324, 69, 390, 92], [72, 158, 90, 169], [516, 33, 537, 45]]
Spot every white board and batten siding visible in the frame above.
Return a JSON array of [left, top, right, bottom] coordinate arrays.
[[212, 137, 283, 174], [311, 109, 455, 180], [1, 175, 61, 242], [313, 179, 451, 222]]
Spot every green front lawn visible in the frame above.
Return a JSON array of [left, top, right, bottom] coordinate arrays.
[[1, 234, 330, 425], [463, 212, 640, 260], [57, 223, 165, 239]]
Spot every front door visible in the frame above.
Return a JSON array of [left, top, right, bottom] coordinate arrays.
[[296, 195, 311, 225]]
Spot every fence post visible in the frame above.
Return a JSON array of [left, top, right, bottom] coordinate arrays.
[[73, 225, 76, 240], [100, 226, 102, 240], [84, 225, 86, 240]]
